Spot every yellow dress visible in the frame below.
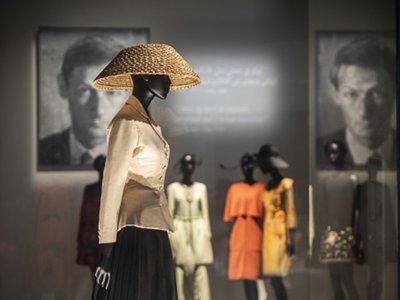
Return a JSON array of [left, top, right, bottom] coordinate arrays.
[[262, 178, 296, 276]]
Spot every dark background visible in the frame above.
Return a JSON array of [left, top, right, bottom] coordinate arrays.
[[0, 0, 396, 299]]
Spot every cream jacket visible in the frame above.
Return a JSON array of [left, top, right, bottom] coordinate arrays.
[[98, 96, 175, 244], [167, 182, 214, 264], [168, 182, 212, 237]]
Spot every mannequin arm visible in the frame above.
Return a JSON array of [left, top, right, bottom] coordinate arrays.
[[95, 243, 114, 290], [167, 184, 176, 217], [287, 229, 296, 255], [285, 180, 296, 255], [201, 184, 212, 238]]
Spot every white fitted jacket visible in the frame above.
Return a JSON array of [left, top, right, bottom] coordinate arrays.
[[98, 96, 175, 244]]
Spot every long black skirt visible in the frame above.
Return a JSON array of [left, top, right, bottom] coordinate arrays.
[[93, 226, 177, 300]]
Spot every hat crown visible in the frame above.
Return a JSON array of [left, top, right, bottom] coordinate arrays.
[[259, 144, 280, 158]]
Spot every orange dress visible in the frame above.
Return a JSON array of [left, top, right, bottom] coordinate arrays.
[[262, 178, 296, 276], [224, 182, 265, 280]]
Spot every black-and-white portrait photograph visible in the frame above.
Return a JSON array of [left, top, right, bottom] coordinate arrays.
[[37, 27, 149, 171], [316, 31, 396, 169]]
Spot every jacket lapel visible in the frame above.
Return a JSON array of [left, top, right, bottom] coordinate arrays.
[[125, 96, 168, 146]]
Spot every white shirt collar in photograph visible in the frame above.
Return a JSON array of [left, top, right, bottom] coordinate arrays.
[[69, 129, 107, 165]]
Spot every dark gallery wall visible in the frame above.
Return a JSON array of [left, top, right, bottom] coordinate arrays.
[[0, 1, 309, 299]]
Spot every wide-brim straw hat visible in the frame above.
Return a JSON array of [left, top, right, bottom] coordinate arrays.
[[93, 43, 201, 91]]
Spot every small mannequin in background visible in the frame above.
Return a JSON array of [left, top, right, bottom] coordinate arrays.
[[168, 154, 213, 300], [223, 153, 265, 300], [320, 141, 360, 300], [257, 144, 296, 300], [76, 155, 106, 282], [352, 153, 395, 300]]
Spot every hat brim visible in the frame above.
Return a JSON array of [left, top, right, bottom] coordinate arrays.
[[92, 44, 201, 91], [93, 72, 201, 91], [269, 156, 289, 169]]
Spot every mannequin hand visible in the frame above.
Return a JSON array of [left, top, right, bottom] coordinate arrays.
[[95, 243, 114, 290], [287, 229, 296, 255]]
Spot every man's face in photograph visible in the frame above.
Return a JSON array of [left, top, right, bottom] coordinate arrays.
[[333, 65, 394, 148], [60, 62, 126, 149]]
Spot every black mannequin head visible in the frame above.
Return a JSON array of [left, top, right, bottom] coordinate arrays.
[[241, 153, 257, 174], [93, 155, 106, 179], [180, 153, 197, 176], [257, 144, 289, 175], [241, 153, 257, 185], [131, 74, 171, 99], [178, 153, 202, 186], [324, 140, 347, 167]]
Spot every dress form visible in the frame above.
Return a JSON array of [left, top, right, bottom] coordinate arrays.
[[322, 141, 360, 300], [257, 144, 293, 300], [169, 154, 213, 300], [94, 74, 172, 291]]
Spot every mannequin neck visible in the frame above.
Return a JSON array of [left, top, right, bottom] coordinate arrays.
[[131, 75, 156, 113], [243, 168, 256, 185], [181, 173, 194, 186], [266, 168, 283, 190]]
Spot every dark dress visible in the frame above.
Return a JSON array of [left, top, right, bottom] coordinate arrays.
[[353, 179, 396, 300], [92, 227, 177, 300], [76, 182, 101, 276]]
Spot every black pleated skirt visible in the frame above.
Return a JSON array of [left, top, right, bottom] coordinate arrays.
[[93, 226, 177, 300]]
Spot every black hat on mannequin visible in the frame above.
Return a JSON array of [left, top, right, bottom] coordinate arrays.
[[257, 144, 289, 169]]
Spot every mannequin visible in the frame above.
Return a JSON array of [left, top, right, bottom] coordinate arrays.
[[168, 154, 213, 300], [320, 141, 360, 300], [91, 43, 201, 300], [76, 155, 106, 282], [93, 74, 175, 299], [94, 74, 171, 284], [223, 153, 265, 300], [257, 144, 296, 300], [352, 154, 395, 300], [240, 154, 260, 300]]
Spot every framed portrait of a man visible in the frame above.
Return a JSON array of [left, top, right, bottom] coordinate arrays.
[[316, 31, 396, 169], [37, 27, 149, 171]]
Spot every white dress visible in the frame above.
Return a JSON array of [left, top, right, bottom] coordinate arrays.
[[167, 182, 214, 265]]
